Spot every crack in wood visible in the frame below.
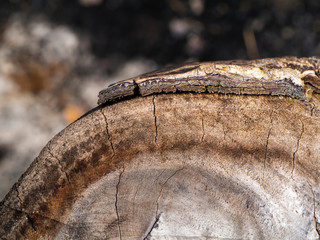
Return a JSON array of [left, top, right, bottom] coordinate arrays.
[[201, 117, 205, 143], [100, 109, 115, 157], [47, 150, 73, 191], [262, 110, 274, 182], [14, 184, 23, 210], [308, 183, 320, 238], [291, 121, 304, 178], [115, 167, 124, 240], [143, 167, 184, 239], [152, 95, 158, 144], [143, 214, 160, 240], [2, 204, 71, 230], [26, 214, 37, 232]]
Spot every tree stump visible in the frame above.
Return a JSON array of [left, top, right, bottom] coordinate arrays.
[[1, 57, 320, 239]]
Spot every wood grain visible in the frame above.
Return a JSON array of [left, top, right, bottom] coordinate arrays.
[[1, 57, 320, 239]]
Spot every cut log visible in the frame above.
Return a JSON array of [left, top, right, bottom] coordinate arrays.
[[1, 57, 320, 239]]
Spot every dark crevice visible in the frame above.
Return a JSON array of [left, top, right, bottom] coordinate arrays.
[[2, 204, 70, 228], [152, 95, 158, 144], [222, 124, 227, 141], [27, 215, 37, 232], [143, 214, 160, 240], [132, 80, 141, 97], [201, 117, 205, 143], [100, 109, 115, 157], [311, 104, 316, 116], [145, 167, 184, 239], [262, 110, 273, 182], [309, 183, 320, 238], [291, 121, 304, 178], [164, 65, 200, 75], [262, 128, 271, 181], [115, 167, 124, 240], [14, 183, 23, 210], [132, 176, 145, 212], [153, 170, 166, 184], [47, 150, 73, 191]]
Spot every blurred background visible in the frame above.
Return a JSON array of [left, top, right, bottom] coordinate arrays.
[[0, 0, 319, 200]]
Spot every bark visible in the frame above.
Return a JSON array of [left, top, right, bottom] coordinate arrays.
[[1, 57, 320, 239]]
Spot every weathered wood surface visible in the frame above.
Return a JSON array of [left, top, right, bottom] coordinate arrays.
[[1, 57, 320, 239], [98, 56, 320, 104]]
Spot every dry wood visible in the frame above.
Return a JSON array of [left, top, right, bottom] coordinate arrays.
[[98, 56, 320, 104], [1, 57, 320, 239]]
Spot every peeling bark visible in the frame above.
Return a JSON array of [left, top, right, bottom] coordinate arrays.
[[98, 57, 320, 104]]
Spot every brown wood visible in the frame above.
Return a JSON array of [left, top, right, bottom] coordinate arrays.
[[1, 57, 320, 239], [98, 56, 320, 104]]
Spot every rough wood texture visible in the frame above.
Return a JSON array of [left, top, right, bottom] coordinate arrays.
[[98, 56, 320, 104], [1, 57, 320, 239]]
